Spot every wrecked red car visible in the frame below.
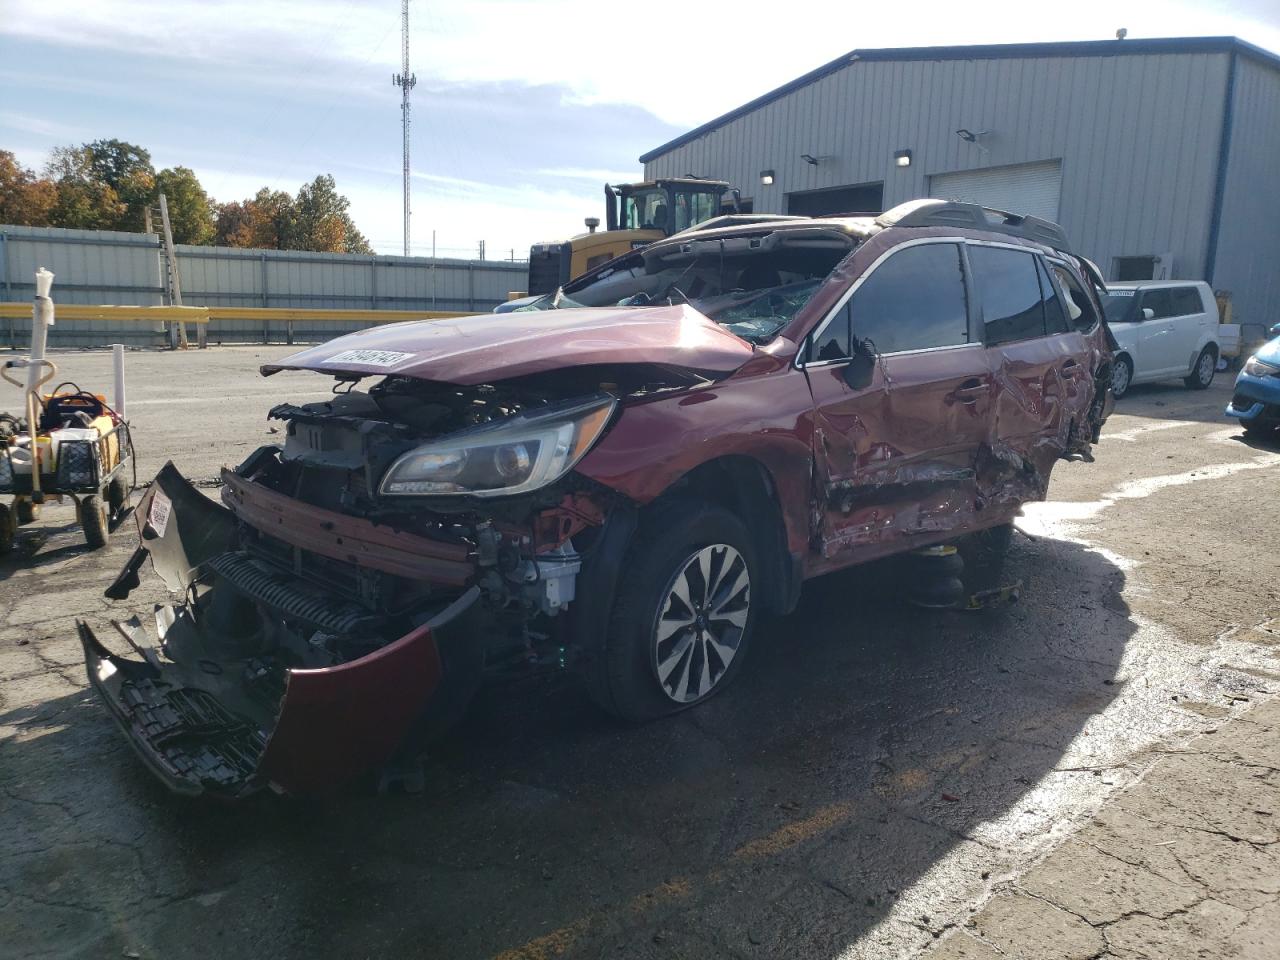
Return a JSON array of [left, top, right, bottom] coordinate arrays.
[[80, 199, 1114, 797]]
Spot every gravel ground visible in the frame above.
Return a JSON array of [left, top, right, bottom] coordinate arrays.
[[1, 347, 1276, 959]]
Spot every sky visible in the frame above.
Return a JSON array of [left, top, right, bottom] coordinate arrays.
[[2, 0, 1279, 259]]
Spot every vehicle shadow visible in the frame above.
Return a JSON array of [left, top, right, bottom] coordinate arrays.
[[1230, 425, 1280, 451], [0, 532, 1134, 960], [0, 512, 94, 584]]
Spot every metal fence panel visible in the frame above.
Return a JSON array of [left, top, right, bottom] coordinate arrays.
[[0, 224, 527, 347]]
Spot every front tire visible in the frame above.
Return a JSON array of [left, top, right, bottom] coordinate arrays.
[[1184, 346, 1216, 389], [1243, 418, 1276, 440], [81, 495, 109, 550], [1111, 355, 1133, 399], [107, 473, 130, 517], [15, 498, 39, 524], [589, 500, 759, 722]]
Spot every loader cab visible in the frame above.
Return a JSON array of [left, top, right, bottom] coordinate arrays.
[[612, 180, 729, 235], [526, 178, 732, 296]]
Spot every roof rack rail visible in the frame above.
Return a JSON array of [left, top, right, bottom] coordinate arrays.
[[675, 213, 809, 236], [875, 199, 1072, 253]]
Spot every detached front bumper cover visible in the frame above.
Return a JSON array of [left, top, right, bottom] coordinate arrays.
[[80, 462, 480, 798]]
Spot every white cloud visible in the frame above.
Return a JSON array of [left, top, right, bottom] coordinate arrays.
[[535, 167, 645, 183], [6, 0, 1279, 257], [7, 1, 1278, 127], [0, 110, 85, 140]]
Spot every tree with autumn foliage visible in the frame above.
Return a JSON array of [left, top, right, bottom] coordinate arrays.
[[215, 187, 296, 249], [215, 177, 371, 254], [83, 139, 156, 231], [0, 151, 56, 225], [44, 145, 126, 230], [1, 140, 372, 254]]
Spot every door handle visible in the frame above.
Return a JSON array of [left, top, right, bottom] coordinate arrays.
[[949, 379, 987, 404]]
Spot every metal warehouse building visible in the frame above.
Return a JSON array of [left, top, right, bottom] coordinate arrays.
[[641, 37, 1280, 341]]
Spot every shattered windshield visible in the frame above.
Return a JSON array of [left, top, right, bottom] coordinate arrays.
[[519, 230, 856, 343]]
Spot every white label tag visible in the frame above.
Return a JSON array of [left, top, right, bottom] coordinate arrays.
[[323, 349, 414, 367], [148, 489, 171, 538]]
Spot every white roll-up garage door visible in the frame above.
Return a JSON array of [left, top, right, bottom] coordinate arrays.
[[929, 159, 1063, 221]]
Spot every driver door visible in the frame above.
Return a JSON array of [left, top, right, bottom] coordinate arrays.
[[803, 240, 991, 564]]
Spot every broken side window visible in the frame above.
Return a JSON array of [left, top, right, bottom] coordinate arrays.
[[1038, 257, 1071, 335]]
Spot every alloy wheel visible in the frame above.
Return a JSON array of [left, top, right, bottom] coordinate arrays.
[[652, 544, 751, 703]]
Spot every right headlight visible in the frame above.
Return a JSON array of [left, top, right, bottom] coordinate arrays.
[[1244, 355, 1279, 378], [379, 394, 615, 498]]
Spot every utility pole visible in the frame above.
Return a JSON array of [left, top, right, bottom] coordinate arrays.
[[392, 0, 416, 257]]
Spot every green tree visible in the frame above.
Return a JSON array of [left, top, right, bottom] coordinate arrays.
[[291, 174, 371, 254], [154, 166, 214, 245], [45, 145, 124, 230], [85, 139, 155, 231], [0, 151, 57, 225], [340, 213, 373, 255]]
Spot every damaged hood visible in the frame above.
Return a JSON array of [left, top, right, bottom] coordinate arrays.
[[260, 305, 756, 385]]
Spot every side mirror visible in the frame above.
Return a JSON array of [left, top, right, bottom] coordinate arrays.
[[842, 339, 877, 390], [1270, 322, 1280, 338], [1142, 307, 1155, 321]]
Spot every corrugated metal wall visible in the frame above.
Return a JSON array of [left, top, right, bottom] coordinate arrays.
[[0, 225, 526, 346], [1212, 56, 1280, 343], [644, 51, 1232, 285]]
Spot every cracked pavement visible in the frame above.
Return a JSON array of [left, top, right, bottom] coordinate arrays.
[[928, 702, 1280, 960], [1, 348, 1278, 959]]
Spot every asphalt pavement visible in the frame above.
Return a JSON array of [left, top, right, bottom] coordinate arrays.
[[1, 347, 1277, 959]]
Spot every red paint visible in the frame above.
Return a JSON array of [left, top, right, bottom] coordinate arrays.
[[221, 468, 475, 586], [257, 619, 444, 794], [260, 304, 755, 385], [571, 224, 1111, 579]]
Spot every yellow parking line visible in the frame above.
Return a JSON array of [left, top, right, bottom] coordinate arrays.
[[489, 801, 856, 959]]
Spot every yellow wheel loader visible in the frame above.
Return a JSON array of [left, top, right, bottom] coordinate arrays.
[[525, 179, 734, 296]]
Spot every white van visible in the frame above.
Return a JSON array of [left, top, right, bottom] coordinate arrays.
[[1100, 281, 1220, 398]]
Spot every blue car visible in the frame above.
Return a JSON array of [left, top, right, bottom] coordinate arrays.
[[1227, 322, 1280, 437]]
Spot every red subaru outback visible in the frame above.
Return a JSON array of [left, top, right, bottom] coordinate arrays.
[[82, 200, 1114, 796]]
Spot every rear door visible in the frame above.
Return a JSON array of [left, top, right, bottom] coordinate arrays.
[[803, 239, 992, 560], [968, 243, 1089, 474], [1170, 286, 1212, 373], [1134, 287, 1183, 376]]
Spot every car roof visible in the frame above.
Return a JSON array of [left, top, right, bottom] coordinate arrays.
[[648, 199, 1072, 257]]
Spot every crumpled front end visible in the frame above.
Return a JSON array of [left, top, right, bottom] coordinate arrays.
[[81, 463, 481, 798]]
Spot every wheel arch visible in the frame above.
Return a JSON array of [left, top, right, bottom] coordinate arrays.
[[1187, 340, 1219, 376], [652, 454, 803, 617]]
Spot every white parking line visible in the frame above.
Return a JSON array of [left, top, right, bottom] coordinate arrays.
[[1102, 419, 1196, 442], [1020, 453, 1280, 540]]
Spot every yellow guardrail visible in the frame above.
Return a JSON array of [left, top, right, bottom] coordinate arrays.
[[0, 303, 212, 322], [0, 303, 469, 323], [0, 302, 473, 347]]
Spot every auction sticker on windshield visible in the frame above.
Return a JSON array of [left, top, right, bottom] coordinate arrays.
[[323, 349, 415, 366]]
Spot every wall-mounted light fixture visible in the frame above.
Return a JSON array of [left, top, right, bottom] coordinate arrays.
[[894, 149, 912, 168], [760, 169, 775, 185], [955, 128, 992, 155]]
